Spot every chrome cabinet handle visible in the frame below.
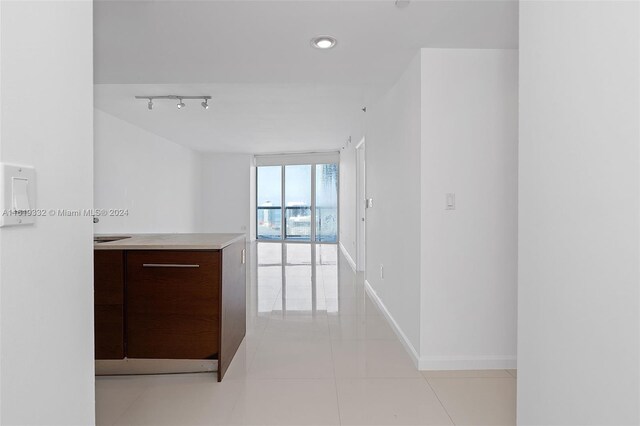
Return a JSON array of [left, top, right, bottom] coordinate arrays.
[[142, 264, 200, 268], [241, 249, 246, 265]]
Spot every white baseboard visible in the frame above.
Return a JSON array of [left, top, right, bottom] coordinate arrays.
[[418, 356, 517, 371], [339, 241, 357, 272], [364, 280, 517, 372], [364, 280, 421, 369]]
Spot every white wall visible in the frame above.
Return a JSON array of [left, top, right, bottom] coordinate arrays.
[[358, 48, 517, 369], [200, 153, 252, 236], [365, 52, 423, 354], [420, 49, 518, 369], [94, 112, 254, 240], [518, 2, 640, 424], [0, 1, 95, 424], [339, 108, 365, 266], [94, 109, 201, 234], [338, 140, 357, 263]]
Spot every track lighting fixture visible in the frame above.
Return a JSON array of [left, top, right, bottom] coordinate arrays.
[[134, 95, 212, 111]]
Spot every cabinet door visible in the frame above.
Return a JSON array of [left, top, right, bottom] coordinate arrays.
[[94, 250, 125, 360], [126, 250, 221, 360]]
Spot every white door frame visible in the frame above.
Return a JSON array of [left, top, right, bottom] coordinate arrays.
[[355, 138, 366, 272]]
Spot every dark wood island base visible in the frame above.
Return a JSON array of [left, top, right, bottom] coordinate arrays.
[[94, 234, 246, 382]]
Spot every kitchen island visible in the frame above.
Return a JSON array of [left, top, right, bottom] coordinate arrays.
[[94, 233, 246, 381]]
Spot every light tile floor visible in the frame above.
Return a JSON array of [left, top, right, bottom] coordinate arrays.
[[96, 242, 516, 426]]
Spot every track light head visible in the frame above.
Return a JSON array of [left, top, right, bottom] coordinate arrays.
[[136, 95, 211, 110]]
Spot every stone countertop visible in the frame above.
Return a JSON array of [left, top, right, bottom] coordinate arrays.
[[94, 233, 246, 250]]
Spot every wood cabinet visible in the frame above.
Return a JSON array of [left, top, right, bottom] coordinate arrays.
[[93, 239, 246, 381], [94, 250, 125, 360], [219, 240, 247, 380], [126, 250, 221, 360]]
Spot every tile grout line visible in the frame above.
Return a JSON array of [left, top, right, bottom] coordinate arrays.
[[239, 331, 263, 378], [241, 246, 276, 380], [105, 380, 152, 426], [223, 376, 247, 424], [327, 260, 344, 426], [423, 375, 457, 426], [225, 243, 272, 423], [329, 318, 344, 426], [423, 376, 516, 380]]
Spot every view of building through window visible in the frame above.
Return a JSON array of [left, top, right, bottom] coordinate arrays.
[[257, 163, 338, 242]]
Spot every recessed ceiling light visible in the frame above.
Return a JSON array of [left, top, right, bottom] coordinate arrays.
[[311, 35, 337, 50], [395, 0, 410, 8]]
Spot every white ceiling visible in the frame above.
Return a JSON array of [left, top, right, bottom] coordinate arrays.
[[94, 1, 518, 153], [95, 83, 364, 153]]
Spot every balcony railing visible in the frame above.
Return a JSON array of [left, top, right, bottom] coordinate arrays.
[[257, 205, 337, 242]]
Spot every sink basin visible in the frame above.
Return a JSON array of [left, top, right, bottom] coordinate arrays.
[[94, 236, 131, 244]]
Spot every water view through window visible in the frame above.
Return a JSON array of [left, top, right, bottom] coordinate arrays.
[[257, 163, 338, 242]]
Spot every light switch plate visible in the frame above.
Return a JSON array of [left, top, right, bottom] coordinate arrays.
[[445, 193, 456, 210], [0, 163, 36, 227]]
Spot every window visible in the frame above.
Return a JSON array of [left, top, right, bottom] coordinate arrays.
[[315, 164, 338, 243], [256, 166, 282, 240], [284, 165, 312, 240], [256, 160, 338, 243]]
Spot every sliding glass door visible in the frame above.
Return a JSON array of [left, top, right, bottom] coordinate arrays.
[[257, 163, 338, 243], [256, 166, 282, 240], [284, 165, 312, 240], [315, 164, 338, 243]]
